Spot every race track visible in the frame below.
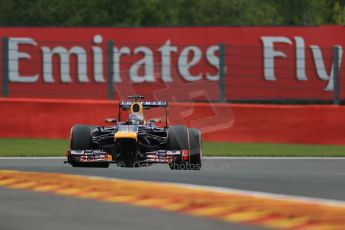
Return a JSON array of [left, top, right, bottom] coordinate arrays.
[[1, 157, 345, 230]]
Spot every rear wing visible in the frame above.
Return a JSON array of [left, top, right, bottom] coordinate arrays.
[[119, 101, 168, 111]]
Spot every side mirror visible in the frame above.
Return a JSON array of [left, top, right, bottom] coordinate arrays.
[[149, 119, 162, 123], [105, 118, 117, 123]]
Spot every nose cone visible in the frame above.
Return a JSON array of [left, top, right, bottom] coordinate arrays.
[[115, 125, 138, 142], [114, 131, 138, 142]]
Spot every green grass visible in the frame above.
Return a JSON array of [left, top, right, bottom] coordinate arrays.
[[0, 138, 69, 157], [203, 142, 345, 157], [1, 138, 345, 157]]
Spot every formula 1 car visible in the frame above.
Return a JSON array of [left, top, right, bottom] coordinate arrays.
[[65, 95, 202, 170]]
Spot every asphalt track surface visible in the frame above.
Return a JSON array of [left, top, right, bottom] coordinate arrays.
[[1, 158, 345, 230]]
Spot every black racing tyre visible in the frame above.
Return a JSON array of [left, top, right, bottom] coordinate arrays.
[[187, 128, 202, 170], [167, 126, 201, 170], [167, 126, 189, 151], [69, 124, 109, 168], [167, 126, 188, 170], [70, 124, 93, 150]]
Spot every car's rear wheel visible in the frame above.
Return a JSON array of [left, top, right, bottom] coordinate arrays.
[[69, 124, 109, 168], [167, 126, 202, 170], [188, 128, 202, 170], [167, 126, 188, 170]]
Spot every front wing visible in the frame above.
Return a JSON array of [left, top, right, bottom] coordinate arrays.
[[66, 149, 188, 164], [66, 150, 112, 163]]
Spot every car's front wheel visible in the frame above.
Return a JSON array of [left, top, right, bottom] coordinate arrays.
[[69, 124, 109, 168]]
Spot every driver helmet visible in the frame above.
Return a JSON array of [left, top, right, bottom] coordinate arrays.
[[128, 113, 144, 125]]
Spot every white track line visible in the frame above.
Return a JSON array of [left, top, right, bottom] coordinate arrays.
[[0, 157, 65, 159], [88, 174, 345, 208], [203, 156, 345, 160], [1, 156, 345, 160]]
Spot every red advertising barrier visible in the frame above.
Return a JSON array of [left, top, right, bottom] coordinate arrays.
[[0, 26, 344, 101], [1, 98, 345, 145]]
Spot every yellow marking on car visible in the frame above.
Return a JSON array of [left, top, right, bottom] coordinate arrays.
[[0, 169, 345, 230], [130, 102, 143, 114], [114, 131, 138, 141]]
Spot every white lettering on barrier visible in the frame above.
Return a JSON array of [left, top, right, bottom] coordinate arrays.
[[311, 45, 343, 91], [261, 36, 292, 81], [6, 36, 226, 84], [113, 46, 131, 83], [41, 46, 88, 83], [130, 46, 155, 83], [158, 40, 177, 82], [92, 35, 105, 83], [205, 45, 220, 81], [261, 36, 343, 91], [7, 34, 343, 91], [9, 38, 38, 83], [295, 36, 308, 81], [178, 46, 202, 81]]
